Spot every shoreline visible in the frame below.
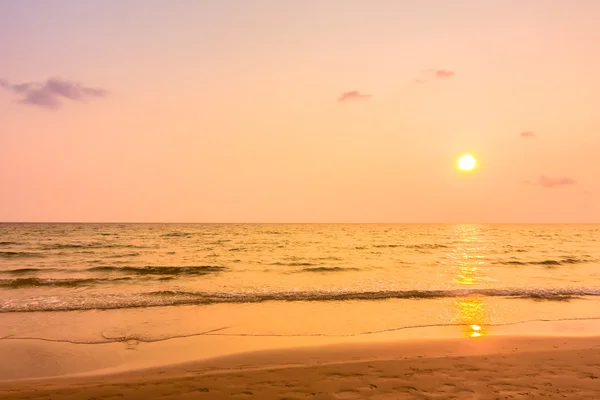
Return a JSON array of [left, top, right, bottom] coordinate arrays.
[[1, 334, 599, 399], [2, 317, 600, 382]]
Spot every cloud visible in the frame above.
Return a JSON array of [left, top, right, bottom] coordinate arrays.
[[520, 131, 536, 138], [0, 78, 107, 110], [412, 69, 456, 84], [433, 69, 455, 78], [526, 176, 577, 188], [539, 176, 576, 188], [338, 90, 371, 102]]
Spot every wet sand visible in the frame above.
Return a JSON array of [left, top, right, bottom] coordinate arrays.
[[1, 335, 599, 400]]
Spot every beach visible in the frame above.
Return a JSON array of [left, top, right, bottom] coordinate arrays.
[[1, 223, 600, 398], [1, 332, 600, 399]]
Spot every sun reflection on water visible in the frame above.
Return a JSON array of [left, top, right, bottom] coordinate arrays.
[[450, 225, 489, 338], [456, 297, 487, 337]]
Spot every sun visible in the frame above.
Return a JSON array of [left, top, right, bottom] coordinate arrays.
[[457, 154, 477, 171]]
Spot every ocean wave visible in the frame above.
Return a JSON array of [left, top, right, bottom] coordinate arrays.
[[409, 244, 449, 249], [229, 247, 247, 252], [561, 257, 591, 264], [0, 241, 20, 246], [270, 262, 321, 267], [296, 267, 360, 273], [518, 294, 576, 302], [161, 232, 193, 238], [207, 239, 232, 245], [88, 265, 226, 275], [496, 257, 593, 266], [39, 243, 152, 250], [40, 243, 92, 250], [2, 287, 599, 312], [0, 268, 62, 275], [0, 265, 227, 278], [0, 251, 45, 259], [0, 265, 226, 276], [372, 244, 448, 249], [107, 252, 141, 258], [0, 277, 132, 289]]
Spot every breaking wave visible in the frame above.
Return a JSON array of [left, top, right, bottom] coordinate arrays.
[[2, 287, 599, 313]]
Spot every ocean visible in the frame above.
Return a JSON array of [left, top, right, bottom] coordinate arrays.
[[1, 223, 599, 346]]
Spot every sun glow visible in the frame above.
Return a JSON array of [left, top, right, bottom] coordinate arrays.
[[457, 154, 477, 171]]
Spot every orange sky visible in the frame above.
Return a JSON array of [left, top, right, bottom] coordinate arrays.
[[1, 0, 599, 222]]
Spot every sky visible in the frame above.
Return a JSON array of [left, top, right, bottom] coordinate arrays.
[[1, 0, 599, 223]]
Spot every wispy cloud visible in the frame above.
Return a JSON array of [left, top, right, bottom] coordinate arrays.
[[0, 78, 107, 110], [520, 131, 536, 138], [412, 69, 456, 84], [433, 69, 455, 78], [337, 90, 371, 102], [525, 176, 577, 188]]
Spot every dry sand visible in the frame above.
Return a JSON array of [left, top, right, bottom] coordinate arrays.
[[1, 335, 599, 399]]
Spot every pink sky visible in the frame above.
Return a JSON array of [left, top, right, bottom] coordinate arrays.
[[1, 0, 599, 222]]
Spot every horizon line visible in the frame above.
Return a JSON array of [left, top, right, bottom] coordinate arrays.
[[1, 221, 599, 225]]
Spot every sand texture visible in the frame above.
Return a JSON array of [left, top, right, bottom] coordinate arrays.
[[1, 336, 599, 400]]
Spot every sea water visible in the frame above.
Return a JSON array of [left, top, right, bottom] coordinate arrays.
[[1, 223, 599, 345]]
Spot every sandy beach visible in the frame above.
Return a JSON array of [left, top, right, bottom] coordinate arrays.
[[2, 224, 600, 399], [1, 335, 599, 400]]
